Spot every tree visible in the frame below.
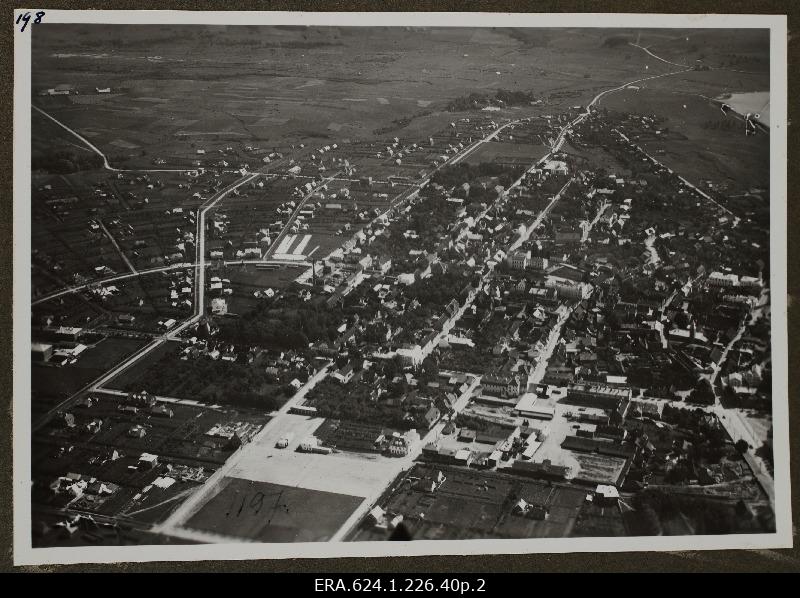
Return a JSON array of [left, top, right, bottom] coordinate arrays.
[[734, 439, 750, 454], [688, 378, 715, 405], [418, 355, 439, 384]]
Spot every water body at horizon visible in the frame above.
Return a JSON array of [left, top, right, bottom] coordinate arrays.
[[718, 91, 770, 127]]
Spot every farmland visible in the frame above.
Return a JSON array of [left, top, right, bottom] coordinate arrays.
[[32, 26, 730, 168], [462, 141, 550, 167]]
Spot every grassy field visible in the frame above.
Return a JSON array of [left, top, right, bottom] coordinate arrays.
[[212, 263, 306, 315], [462, 141, 550, 166], [31, 26, 680, 166], [185, 477, 363, 542], [31, 337, 148, 416], [601, 84, 769, 192], [103, 339, 176, 392], [351, 464, 588, 541]]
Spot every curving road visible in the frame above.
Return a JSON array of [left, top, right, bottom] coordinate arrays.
[[629, 43, 689, 68], [33, 105, 197, 174]]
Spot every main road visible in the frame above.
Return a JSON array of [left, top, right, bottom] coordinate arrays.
[[329, 374, 482, 542]]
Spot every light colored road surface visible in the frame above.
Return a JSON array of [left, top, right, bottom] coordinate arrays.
[[32, 258, 310, 307], [36, 58, 759, 542], [644, 235, 661, 266], [329, 375, 482, 542], [629, 43, 689, 68], [153, 362, 333, 536], [162, 63, 703, 544], [193, 173, 261, 319], [581, 201, 610, 243], [263, 171, 341, 260], [527, 305, 573, 388], [32, 336, 167, 431], [32, 172, 261, 429], [508, 177, 574, 254]]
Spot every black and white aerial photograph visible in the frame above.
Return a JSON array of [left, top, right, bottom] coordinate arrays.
[[13, 11, 791, 564]]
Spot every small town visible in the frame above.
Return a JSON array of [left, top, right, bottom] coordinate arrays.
[[26, 24, 776, 549]]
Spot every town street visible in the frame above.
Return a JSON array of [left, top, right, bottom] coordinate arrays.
[[153, 360, 333, 538], [328, 374, 482, 542], [581, 200, 610, 243], [613, 128, 737, 219]]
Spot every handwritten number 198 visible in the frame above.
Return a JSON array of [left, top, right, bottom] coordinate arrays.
[[16, 11, 45, 33]]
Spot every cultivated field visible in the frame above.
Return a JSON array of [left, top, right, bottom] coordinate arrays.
[[462, 141, 550, 166], [600, 86, 769, 192], [31, 26, 693, 168]]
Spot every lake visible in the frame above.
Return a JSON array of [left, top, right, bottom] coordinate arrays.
[[718, 91, 770, 126]]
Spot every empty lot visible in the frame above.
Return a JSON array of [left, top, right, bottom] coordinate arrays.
[[185, 477, 362, 542], [228, 414, 410, 499]]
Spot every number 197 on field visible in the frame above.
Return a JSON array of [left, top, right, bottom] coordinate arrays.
[[16, 11, 46, 33]]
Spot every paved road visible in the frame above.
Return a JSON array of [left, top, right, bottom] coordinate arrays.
[[32, 257, 310, 307], [35, 58, 740, 542], [527, 305, 573, 388], [629, 41, 762, 77], [550, 63, 694, 156], [644, 235, 661, 266], [32, 336, 166, 431], [508, 177, 574, 254], [33, 263, 196, 306], [152, 111, 562, 542], [581, 200, 610, 243], [193, 173, 261, 319], [32, 172, 261, 429]]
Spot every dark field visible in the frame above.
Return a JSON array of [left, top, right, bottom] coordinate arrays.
[[31, 337, 148, 416], [103, 339, 176, 392], [186, 477, 363, 542], [462, 141, 550, 166]]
